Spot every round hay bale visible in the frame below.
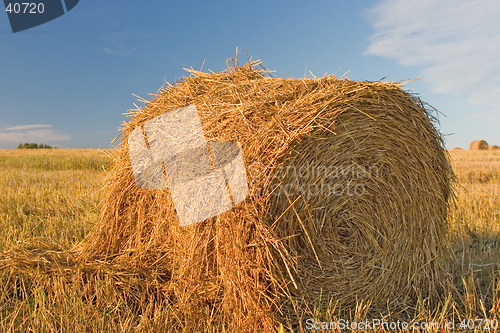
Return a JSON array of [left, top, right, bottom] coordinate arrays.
[[469, 140, 489, 150], [451, 147, 463, 150], [489, 145, 500, 150], [76, 61, 454, 330]]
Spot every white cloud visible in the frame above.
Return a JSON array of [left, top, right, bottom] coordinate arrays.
[[365, 0, 500, 115], [5, 124, 52, 131], [0, 124, 70, 147]]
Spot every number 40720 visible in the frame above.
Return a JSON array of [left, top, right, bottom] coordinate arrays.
[[5, 3, 45, 14]]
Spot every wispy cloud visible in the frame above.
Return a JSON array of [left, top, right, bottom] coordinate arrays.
[[0, 124, 70, 147], [97, 31, 150, 58], [97, 31, 174, 58], [5, 124, 52, 131], [365, 0, 500, 117]]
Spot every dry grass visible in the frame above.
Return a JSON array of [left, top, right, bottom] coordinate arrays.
[[445, 150, 500, 321], [0, 149, 110, 251]]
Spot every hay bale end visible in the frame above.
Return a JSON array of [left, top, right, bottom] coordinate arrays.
[[469, 140, 489, 150]]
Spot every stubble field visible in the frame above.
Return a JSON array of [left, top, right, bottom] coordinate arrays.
[[0, 148, 499, 332]]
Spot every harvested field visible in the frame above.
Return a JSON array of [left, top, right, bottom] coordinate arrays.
[[1, 62, 499, 332]]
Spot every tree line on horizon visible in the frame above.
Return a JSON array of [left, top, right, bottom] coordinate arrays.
[[17, 143, 55, 149]]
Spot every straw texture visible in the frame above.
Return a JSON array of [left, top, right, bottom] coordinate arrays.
[[72, 60, 454, 330]]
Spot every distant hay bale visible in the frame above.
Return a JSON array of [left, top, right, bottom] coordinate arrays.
[[469, 140, 489, 150], [76, 60, 454, 330], [451, 147, 463, 150], [489, 145, 500, 150]]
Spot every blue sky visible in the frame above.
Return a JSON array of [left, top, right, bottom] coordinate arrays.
[[1, 0, 499, 149]]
